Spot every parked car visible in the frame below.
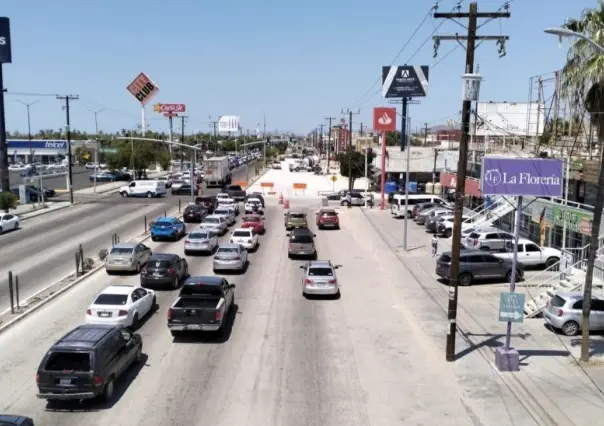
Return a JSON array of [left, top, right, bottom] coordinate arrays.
[[150, 216, 186, 241], [340, 191, 365, 207], [287, 228, 317, 259], [492, 239, 561, 268], [25, 184, 55, 198], [241, 214, 265, 234], [284, 211, 308, 230], [416, 207, 452, 225], [316, 208, 340, 229], [85, 285, 156, 328], [544, 292, 604, 336], [105, 242, 152, 274], [300, 260, 341, 298], [184, 229, 219, 255], [435, 249, 524, 286], [36, 324, 143, 402], [463, 229, 515, 251], [183, 204, 207, 223], [167, 276, 236, 337], [213, 243, 248, 273], [89, 172, 116, 182]]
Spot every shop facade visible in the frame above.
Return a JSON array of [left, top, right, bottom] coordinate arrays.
[[8, 140, 68, 164]]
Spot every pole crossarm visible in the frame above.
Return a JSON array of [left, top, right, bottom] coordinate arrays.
[[434, 12, 510, 19], [433, 35, 509, 41]]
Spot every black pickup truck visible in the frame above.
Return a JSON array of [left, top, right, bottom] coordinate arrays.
[[223, 184, 246, 201], [167, 275, 236, 336]]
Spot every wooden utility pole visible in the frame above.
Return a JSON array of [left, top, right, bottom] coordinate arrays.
[[325, 116, 335, 169], [341, 108, 360, 191], [433, 2, 510, 363], [551, 71, 561, 154], [423, 123, 429, 145], [56, 95, 79, 204]]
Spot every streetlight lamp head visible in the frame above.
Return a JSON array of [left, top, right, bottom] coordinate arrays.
[[544, 27, 575, 38]]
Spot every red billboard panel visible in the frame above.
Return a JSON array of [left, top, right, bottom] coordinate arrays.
[[373, 107, 397, 132]]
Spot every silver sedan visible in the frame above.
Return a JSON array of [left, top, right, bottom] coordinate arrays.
[[213, 243, 248, 273]]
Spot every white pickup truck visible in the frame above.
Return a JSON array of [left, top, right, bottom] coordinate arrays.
[[491, 239, 561, 268]]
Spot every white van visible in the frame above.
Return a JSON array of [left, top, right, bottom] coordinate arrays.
[[119, 180, 166, 198], [390, 194, 449, 218]]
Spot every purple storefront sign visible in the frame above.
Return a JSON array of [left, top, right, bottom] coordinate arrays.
[[481, 158, 564, 197]]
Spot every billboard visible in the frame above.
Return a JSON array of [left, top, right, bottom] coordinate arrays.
[[127, 72, 160, 105], [0, 17, 12, 64], [382, 66, 429, 98], [373, 107, 397, 132], [153, 103, 185, 113], [218, 115, 240, 133], [475, 101, 545, 137], [481, 157, 563, 197]]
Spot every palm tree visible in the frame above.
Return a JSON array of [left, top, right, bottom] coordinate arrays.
[[559, 3, 604, 362]]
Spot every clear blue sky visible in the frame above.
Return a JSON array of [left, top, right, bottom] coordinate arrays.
[[0, 0, 597, 136]]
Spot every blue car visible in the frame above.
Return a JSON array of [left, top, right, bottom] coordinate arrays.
[[89, 172, 116, 182], [151, 216, 186, 242]]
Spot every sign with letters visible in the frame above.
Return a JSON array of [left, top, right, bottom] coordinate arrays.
[[481, 157, 563, 197], [373, 107, 397, 132], [498, 292, 525, 323], [127, 72, 160, 105], [382, 65, 429, 98], [0, 17, 12, 63]]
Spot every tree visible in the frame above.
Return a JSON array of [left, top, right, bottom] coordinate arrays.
[[105, 140, 171, 178], [336, 149, 376, 190], [74, 146, 91, 165], [560, 4, 604, 362], [0, 192, 17, 213]]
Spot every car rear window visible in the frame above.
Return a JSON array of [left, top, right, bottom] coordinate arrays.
[[291, 235, 313, 243], [321, 211, 337, 217], [550, 295, 567, 308], [189, 232, 209, 239], [217, 247, 238, 253], [180, 283, 222, 296], [45, 352, 92, 372], [110, 247, 133, 255], [94, 294, 128, 305], [290, 213, 305, 219], [233, 230, 251, 237], [204, 217, 219, 223], [242, 216, 260, 222], [215, 209, 229, 215], [439, 254, 452, 262], [468, 232, 480, 239], [308, 268, 333, 276], [148, 259, 171, 268], [185, 205, 202, 212]]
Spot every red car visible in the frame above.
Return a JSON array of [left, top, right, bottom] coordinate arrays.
[[316, 208, 340, 230], [241, 214, 265, 234]]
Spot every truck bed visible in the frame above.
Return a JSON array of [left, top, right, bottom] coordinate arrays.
[[169, 296, 225, 330], [173, 297, 220, 309]]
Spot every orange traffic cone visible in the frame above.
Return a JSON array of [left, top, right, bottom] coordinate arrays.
[[278, 192, 284, 205]]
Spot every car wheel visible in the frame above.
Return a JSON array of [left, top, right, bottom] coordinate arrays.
[[14, 221, 19, 229], [444, 229, 452, 238], [458, 273, 473, 286], [120, 192, 128, 198], [0, 226, 3, 234], [172, 276, 179, 289], [506, 270, 521, 282], [152, 295, 157, 310], [151, 236, 157, 242], [545, 257, 559, 268], [102, 376, 115, 401], [134, 345, 143, 363], [562, 321, 580, 336], [136, 263, 141, 273], [132, 313, 140, 329], [146, 192, 153, 198], [170, 330, 182, 337]]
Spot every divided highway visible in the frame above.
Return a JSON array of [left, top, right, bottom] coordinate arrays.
[[0, 202, 488, 426], [0, 163, 256, 313]]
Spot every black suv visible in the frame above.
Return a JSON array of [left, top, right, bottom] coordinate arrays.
[[141, 253, 188, 289], [36, 324, 143, 402], [183, 204, 207, 223]]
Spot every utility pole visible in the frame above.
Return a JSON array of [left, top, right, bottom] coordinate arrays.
[[318, 124, 325, 156], [551, 71, 561, 153], [325, 116, 335, 170], [209, 120, 218, 152], [341, 108, 360, 191], [88, 108, 104, 193], [16, 100, 39, 163], [433, 1, 510, 363], [180, 115, 188, 167], [360, 122, 364, 137], [423, 122, 429, 146], [56, 95, 79, 204]]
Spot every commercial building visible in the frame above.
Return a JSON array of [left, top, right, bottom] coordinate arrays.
[[8, 140, 68, 164]]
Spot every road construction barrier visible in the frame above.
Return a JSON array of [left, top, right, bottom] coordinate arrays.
[[233, 180, 248, 189], [260, 182, 275, 194], [278, 192, 284, 204], [292, 183, 307, 196]]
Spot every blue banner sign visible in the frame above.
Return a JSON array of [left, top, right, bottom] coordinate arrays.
[[7, 140, 68, 150], [481, 157, 563, 197]]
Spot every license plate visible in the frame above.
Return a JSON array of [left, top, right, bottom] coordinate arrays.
[[153, 272, 162, 277], [98, 312, 112, 317], [60, 378, 72, 385], [185, 324, 202, 330]]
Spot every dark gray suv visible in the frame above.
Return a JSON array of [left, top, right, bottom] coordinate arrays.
[[435, 249, 524, 286], [36, 324, 143, 403]]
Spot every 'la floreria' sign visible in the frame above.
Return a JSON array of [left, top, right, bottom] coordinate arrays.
[[480, 157, 563, 197]]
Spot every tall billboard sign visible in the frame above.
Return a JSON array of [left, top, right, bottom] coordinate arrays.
[[126, 72, 160, 105], [382, 66, 429, 98], [0, 18, 12, 63], [153, 103, 185, 113], [218, 115, 240, 133], [481, 157, 564, 197]]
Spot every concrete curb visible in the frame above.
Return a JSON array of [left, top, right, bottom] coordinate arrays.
[[19, 204, 73, 221], [0, 207, 183, 334]]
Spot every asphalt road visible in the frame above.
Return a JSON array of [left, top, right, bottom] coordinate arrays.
[[9, 166, 93, 192], [0, 202, 487, 425], [0, 163, 257, 313]]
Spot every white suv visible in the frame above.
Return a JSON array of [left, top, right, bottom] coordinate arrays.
[[463, 229, 514, 251]]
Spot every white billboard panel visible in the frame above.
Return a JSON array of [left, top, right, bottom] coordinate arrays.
[[218, 115, 240, 133], [475, 102, 545, 137]]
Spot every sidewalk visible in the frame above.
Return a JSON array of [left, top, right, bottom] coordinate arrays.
[[362, 207, 604, 424]]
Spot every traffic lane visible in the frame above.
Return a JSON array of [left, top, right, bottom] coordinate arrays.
[[0, 200, 180, 313], [0, 206, 271, 425]]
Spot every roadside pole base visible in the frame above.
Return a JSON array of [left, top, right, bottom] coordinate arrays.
[[495, 347, 520, 372]]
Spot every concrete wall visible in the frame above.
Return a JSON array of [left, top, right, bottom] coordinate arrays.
[[373, 146, 460, 173]]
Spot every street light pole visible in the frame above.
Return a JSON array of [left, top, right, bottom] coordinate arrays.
[[88, 108, 104, 193], [16, 100, 38, 163]]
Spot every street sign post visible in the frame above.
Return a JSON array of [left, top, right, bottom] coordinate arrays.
[[99, 148, 118, 154], [498, 292, 525, 323]]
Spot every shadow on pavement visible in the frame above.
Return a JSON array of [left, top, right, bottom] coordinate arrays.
[[456, 332, 532, 361]]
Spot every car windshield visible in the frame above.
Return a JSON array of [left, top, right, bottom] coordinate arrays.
[[439, 254, 452, 262], [94, 294, 128, 305], [290, 213, 305, 219], [155, 220, 173, 226], [204, 218, 219, 224], [233, 230, 251, 237], [217, 247, 239, 254], [45, 352, 91, 372], [189, 232, 209, 239], [468, 232, 480, 239], [110, 247, 133, 255], [215, 209, 229, 215], [243, 216, 260, 222], [308, 267, 333, 276]]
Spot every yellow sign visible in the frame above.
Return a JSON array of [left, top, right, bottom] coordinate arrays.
[[83, 153, 90, 160], [153, 103, 162, 113], [330, 175, 337, 183]]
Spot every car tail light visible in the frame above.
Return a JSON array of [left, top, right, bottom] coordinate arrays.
[[216, 311, 222, 320], [36, 374, 40, 383], [93, 375, 103, 386], [304, 279, 313, 284], [473, 239, 479, 246], [167, 267, 174, 274], [233, 256, 241, 260], [328, 279, 336, 284], [86, 309, 92, 315], [185, 239, 190, 244], [118, 310, 128, 316], [167, 308, 173, 320], [557, 309, 564, 317]]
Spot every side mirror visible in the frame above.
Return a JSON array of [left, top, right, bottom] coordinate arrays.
[[286, 233, 291, 236], [313, 234, 317, 237], [335, 265, 342, 268], [231, 284, 236, 288], [299, 265, 305, 269]]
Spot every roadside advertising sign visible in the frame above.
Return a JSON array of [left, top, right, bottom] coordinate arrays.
[[127, 72, 160, 105], [480, 158, 564, 197], [218, 115, 240, 133], [153, 103, 186, 113], [373, 107, 397, 132], [0, 17, 12, 63], [382, 65, 429, 98]]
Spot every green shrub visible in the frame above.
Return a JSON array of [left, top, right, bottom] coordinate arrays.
[[0, 192, 17, 213]]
